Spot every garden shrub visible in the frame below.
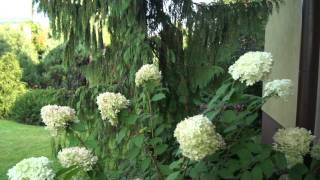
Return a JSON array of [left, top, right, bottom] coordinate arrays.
[[0, 53, 26, 118], [9, 88, 73, 125]]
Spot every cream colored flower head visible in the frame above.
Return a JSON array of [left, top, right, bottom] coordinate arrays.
[[135, 64, 161, 87], [263, 79, 293, 100], [41, 105, 76, 136], [58, 147, 98, 171], [273, 127, 314, 167], [96, 92, 130, 126], [7, 157, 55, 180], [228, 51, 273, 86], [174, 114, 225, 161], [311, 144, 320, 160]]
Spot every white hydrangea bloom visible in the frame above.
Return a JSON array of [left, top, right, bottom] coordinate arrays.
[[7, 157, 55, 180], [263, 79, 293, 99], [174, 115, 225, 161], [273, 127, 314, 167], [58, 147, 98, 171], [96, 92, 129, 126], [41, 105, 76, 136], [228, 51, 273, 86], [135, 64, 161, 87]]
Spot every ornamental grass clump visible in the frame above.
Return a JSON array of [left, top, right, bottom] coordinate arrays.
[[273, 127, 314, 167], [41, 105, 76, 136], [7, 157, 55, 180], [58, 147, 98, 171], [174, 115, 225, 161], [96, 92, 130, 126], [135, 64, 162, 87], [263, 79, 293, 99], [228, 51, 273, 86]]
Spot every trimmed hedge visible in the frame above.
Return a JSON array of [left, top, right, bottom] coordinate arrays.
[[9, 89, 73, 125]]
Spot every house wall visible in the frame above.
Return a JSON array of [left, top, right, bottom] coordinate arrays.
[[262, 0, 302, 128]]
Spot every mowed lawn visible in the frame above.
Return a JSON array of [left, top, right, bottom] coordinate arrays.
[[0, 120, 53, 179]]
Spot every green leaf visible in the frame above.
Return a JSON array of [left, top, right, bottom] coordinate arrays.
[[116, 127, 128, 144], [260, 159, 275, 178], [169, 159, 183, 170], [155, 125, 165, 136], [155, 144, 168, 155], [222, 110, 237, 123], [289, 164, 308, 180], [141, 158, 151, 172], [62, 167, 82, 180], [244, 113, 258, 125], [273, 153, 287, 170], [55, 166, 77, 177], [160, 164, 172, 175], [237, 149, 253, 167], [240, 171, 252, 180], [190, 161, 207, 178], [133, 134, 145, 148], [127, 114, 139, 125], [166, 171, 180, 180], [151, 93, 166, 101], [250, 166, 263, 180], [128, 147, 140, 159]]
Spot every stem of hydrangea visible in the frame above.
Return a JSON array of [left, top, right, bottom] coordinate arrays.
[[70, 128, 88, 149], [147, 91, 154, 138]]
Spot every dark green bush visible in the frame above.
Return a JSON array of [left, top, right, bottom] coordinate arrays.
[[9, 89, 73, 125]]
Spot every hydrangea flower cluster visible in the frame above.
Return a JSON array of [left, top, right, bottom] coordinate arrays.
[[273, 127, 314, 167], [135, 64, 162, 87], [58, 147, 98, 171], [96, 92, 130, 126], [41, 105, 76, 136], [228, 51, 273, 86], [174, 115, 225, 161], [7, 157, 55, 180], [263, 79, 293, 99], [311, 144, 320, 160]]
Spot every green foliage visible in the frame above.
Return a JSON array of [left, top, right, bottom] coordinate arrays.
[[37, 44, 87, 89], [0, 120, 54, 180], [9, 89, 73, 125], [0, 23, 39, 87], [33, 0, 296, 179], [0, 53, 26, 118]]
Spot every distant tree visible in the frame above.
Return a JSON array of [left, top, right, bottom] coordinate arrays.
[[0, 53, 26, 118]]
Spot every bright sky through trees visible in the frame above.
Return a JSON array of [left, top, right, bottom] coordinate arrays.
[[0, 0, 48, 25]]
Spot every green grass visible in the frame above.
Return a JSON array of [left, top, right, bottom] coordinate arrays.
[[0, 120, 53, 179]]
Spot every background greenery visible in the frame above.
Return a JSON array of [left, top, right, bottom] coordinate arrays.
[[0, 120, 55, 180], [9, 89, 73, 125]]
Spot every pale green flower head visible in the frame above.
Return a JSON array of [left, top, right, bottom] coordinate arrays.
[[96, 92, 130, 126], [228, 51, 273, 86], [135, 64, 162, 87], [174, 114, 225, 161], [263, 79, 293, 100], [41, 105, 76, 136], [311, 144, 320, 160], [7, 157, 55, 180], [58, 147, 98, 171], [273, 127, 314, 167]]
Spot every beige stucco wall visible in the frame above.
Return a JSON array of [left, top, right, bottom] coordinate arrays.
[[262, 0, 302, 127]]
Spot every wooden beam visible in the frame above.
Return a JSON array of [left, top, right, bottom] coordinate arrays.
[[296, 0, 320, 132]]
